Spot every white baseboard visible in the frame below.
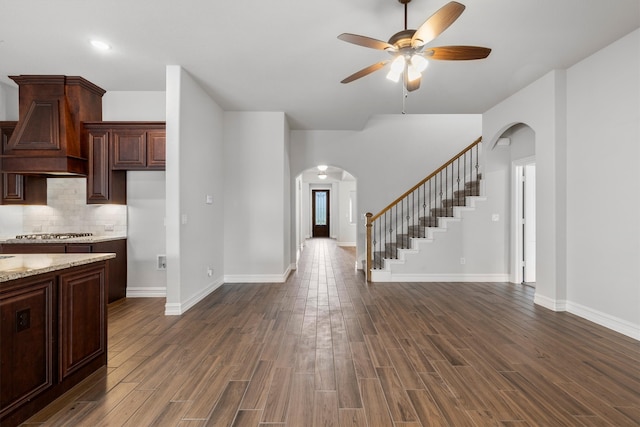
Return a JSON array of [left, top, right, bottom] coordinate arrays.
[[126, 286, 167, 298], [164, 278, 224, 315], [224, 264, 293, 284], [567, 301, 640, 340], [534, 294, 567, 311], [534, 294, 638, 340], [371, 273, 510, 282], [337, 241, 356, 247]]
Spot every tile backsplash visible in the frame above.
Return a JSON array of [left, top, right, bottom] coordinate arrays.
[[22, 178, 127, 236]]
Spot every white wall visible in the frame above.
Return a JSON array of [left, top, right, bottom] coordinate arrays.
[[165, 66, 225, 314], [0, 82, 18, 120], [291, 114, 482, 267], [338, 179, 357, 246], [483, 71, 567, 311], [102, 91, 167, 296], [483, 29, 640, 339], [0, 82, 21, 237], [565, 29, 640, 336], [223, 111, 292, 281]]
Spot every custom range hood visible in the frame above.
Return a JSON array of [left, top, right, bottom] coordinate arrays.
[[1, 75, 105, 176]]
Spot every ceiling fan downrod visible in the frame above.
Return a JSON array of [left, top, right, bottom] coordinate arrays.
[[399, 0, 412, 30]]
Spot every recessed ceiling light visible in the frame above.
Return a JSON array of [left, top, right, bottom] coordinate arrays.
[[90, 40, 111, 50]]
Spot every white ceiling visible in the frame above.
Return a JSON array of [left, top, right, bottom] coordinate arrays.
[[0, 0, 638, 130]]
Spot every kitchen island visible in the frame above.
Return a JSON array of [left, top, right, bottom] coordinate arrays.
[[0, 253, 114, 427]]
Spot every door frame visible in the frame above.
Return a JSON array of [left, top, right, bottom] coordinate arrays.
[[312, 189, 330, 238], [511, 156, 536, 285]]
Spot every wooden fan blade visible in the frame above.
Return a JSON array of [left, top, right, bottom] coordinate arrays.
[[411, 1, 465, 48], [405, 75, 421, 92], [425, 46, 491, 60], [338, 33, 396, 51], [341, 61, 390, 84]]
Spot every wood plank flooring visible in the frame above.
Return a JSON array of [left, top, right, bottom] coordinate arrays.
[[22, 238, 640, 426]]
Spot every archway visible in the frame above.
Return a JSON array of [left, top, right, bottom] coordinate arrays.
[[294, 165, 357, 263]]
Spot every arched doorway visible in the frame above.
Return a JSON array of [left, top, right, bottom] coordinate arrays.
[[294, 165, 357, 260]]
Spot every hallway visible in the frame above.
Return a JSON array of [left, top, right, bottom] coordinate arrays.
[[23, 238, 640, 426]]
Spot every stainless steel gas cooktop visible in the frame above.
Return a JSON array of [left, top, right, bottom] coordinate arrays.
[[14, 232, 94, 240]]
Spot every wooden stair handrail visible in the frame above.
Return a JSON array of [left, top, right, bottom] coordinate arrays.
[[365, 136, 482, 282], [369, 136, 482, 222]]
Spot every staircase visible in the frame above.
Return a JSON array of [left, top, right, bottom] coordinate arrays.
[[365, 137, 484, 281]]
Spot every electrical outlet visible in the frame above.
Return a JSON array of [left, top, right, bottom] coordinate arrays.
[[157, 255, 167, 270], [207, 267, 213, 277], [460, 257, 466, 265]]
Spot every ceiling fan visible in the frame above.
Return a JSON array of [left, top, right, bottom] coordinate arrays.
[[338, 0, 491, 92]]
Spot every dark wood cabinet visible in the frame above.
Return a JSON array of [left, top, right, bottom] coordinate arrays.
[[84, 125, 126, 204], [110, 123, 166, 170], [0, 261, 107, 427], [83, 122, 164, 204], [0, 276, 55, 421], [0, 121, 47, 205], [58, 265, 106, 380], [147, 130, 166, 169], [1, 239, 126, 303]]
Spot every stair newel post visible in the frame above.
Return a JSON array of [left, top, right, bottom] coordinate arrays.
[[366, 212, 373, 282]]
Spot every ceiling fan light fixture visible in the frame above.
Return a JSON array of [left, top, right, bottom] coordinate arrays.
[[317, 165, 328, 172], [386, 69, 402, 82], [410, 54, 428, 72], [407, 64, 421, 82], [389, 55, 406, 73]]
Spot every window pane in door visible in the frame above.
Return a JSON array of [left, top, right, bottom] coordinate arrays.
[[315, 192, 327, 225]]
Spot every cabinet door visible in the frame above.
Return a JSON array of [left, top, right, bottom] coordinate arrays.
[[93, 239, 127, 302], [58, 264, 106, 379], [2, 173, 24, 201], [0, 277, 55, 418], [147, 131, 166, 169], [86, 129, 110, 202], [85, 127, 126, 205], [112, 129, 147, 170]]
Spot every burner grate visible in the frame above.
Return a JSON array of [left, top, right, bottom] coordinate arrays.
[[15, 232, 94, 240]]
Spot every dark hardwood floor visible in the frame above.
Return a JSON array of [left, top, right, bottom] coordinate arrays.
[[22, 238, 640, 426]]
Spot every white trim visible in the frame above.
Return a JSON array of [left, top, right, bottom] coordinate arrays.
[[511, 156, 536, 284], [337, 241, 356, 247], [534, 293, 567, 311], [370, 273, 510, 282], [224, 264, 293, 284], [534, 295, 640, 340], [567, 301, 640, 341], [126, 286, 167, 298], [164, 278, 224, 315]]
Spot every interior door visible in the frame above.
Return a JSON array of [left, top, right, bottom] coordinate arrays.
[[312, 189, 330, 238]]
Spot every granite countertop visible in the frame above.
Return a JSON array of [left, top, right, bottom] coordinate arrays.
[[0, 253, 116, 282], [0, 236, 127, 244]]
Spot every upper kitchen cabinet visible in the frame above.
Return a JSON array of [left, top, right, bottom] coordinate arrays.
[[83, 122, 165, 204], [110, 122, 166, 170], [0, 121, 47, 205], [83, 123, 126, 204], [2, 76, 105, 176]]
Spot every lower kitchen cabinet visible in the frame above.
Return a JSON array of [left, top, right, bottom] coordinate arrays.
[[0, 276, 55, 422], [58, 265, 106, 379], [0, 239, 127, 303], [0, 262, 107, 427]]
